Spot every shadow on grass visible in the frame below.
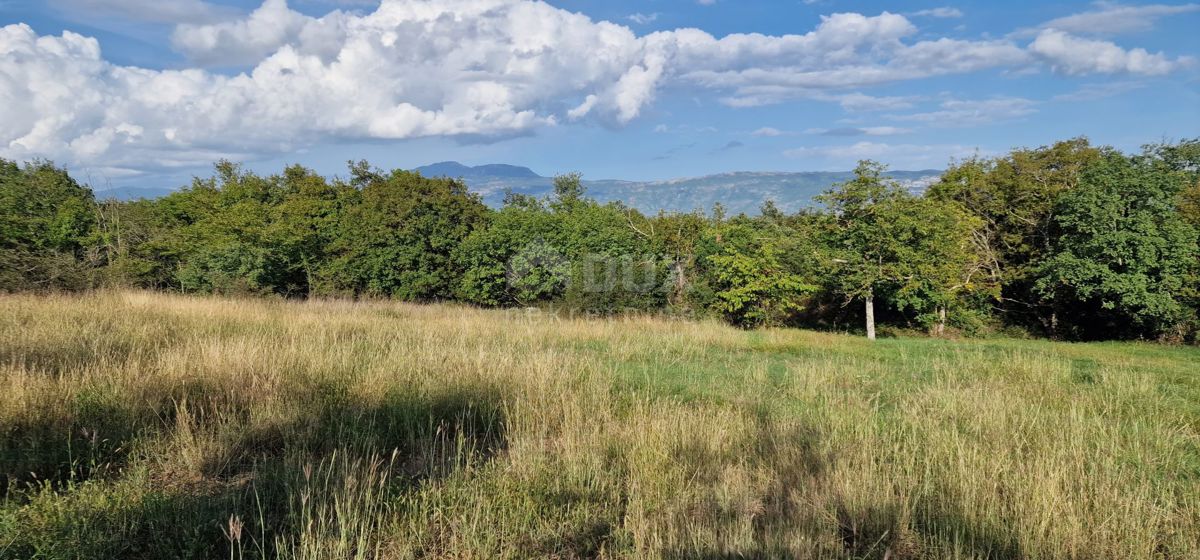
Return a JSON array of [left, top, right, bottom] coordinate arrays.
[[0, 483, 247, 560], [0, 382, 508, 560], [0, 389, 143, 497], [662, 407, 1025, 560]]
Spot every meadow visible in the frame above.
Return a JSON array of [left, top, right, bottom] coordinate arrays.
[[1, 291, 1198, 559]]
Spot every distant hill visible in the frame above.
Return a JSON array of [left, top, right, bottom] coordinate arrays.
[[415, 161, 541, 179], [92, 162, 943, 214], [415, 162, 942, 215], [93, 186, 176, 201]]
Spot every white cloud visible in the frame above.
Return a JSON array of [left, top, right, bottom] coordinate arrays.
[[888, 97, 1037, 126], [567, 95, 599, 121], [49, 0, 236, 24], [890, 37, 1030, 75], [172, 0, 343, 66], [784, 141, 982, 168], [0, 0, 1191, 178], [752, 127, 784, 136], [909, 7, 964, 18], [804, 126, 911, 136], [1052, 81, 1144, 101], [627, 12, 658, 25], [1029, 29, 1188, 75], [833, 92, 921, 112], [1027, 2, 1199, 36], [860, 126, 911, 135], [697, 17, 1030, 107]]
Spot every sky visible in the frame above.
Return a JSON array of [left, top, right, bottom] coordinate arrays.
[[1, 0, 1198, 190]]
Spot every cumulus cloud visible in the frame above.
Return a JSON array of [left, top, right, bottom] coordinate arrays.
[[0, 0, 1191, 177], [1026, 2, 1199, 36], [1029, 29, 1188, 75], [172, 0, 346, 66]]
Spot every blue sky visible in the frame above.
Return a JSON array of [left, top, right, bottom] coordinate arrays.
[[1, 0, 1197, 189]]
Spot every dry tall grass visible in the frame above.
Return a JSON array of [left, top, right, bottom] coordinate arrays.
[[1, 291, 1198, 559]]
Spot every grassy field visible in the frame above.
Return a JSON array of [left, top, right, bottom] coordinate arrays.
[[1, 291, 1198, 559]]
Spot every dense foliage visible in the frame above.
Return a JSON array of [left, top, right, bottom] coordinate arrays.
[[2, 138, 1197, 341], [0, 160, 97, 290]]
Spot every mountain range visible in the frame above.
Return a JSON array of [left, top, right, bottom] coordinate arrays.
[[411, 162, 942, 215], [95, 162, 942, 215]]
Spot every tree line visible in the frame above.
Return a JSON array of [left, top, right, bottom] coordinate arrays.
[[2, 138, 1198, 342]]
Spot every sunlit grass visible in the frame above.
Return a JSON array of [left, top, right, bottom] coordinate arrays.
[[1, 290, 1197, 559]]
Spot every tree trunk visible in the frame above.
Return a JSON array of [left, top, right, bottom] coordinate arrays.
[[934, 306, 946, 337], [865, 290, 876, 341], [671, 260, 687, 306]]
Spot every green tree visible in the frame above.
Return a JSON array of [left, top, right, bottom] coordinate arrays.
[[559, 203, 663, 313], [1144, 139, 1200, 332], [96, 196, 192, 289], [454, 196, 562, 306], [147, 161, 295, 295], [820, 161, 983, 339], [0, 159, 97, 291], [888, 196, 988, 336], [550, 172, 586, 210], [704, 219, 816, 327], [1034, 151, 1199, 339], [927, 138, 1103, 332], [328, 163, 488, 299], [269, 165, 350, 296], [454, 175, 661, 311], [1180, 180, 1200, 228], [646, 210, 710, 310], [816, 161, 903, 340]]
